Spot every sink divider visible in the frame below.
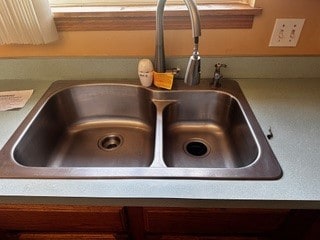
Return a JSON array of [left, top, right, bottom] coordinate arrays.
[[150, 100, 176, 168]]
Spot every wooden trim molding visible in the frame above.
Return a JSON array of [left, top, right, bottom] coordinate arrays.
[[52, 3, 262, 31]]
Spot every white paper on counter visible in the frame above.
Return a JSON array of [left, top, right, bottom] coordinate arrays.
[[0, 90, 33, 111]]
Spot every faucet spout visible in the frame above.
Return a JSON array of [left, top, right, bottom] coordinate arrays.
[[154, 0, 201, 85]]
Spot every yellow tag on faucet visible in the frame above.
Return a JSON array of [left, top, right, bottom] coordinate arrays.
[[153, 72, 174, 90]]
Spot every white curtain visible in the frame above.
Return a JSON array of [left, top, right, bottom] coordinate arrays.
[[0, 0, 58, 45]]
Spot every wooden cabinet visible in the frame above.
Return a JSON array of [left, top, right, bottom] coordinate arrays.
[[126, 207, 320, 240], [0, 204, 127, 239], [143, 208, 289, 235], [0, 204, 319, 240], [5, 233, 126, 240]]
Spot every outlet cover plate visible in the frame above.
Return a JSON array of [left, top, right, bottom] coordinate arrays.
[[269, 18, 305, 47]]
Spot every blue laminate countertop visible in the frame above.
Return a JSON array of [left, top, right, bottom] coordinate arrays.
[[0, 78, 319, 209]]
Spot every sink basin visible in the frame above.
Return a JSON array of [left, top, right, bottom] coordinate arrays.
[[0, 79, 282, 179], [13, 85, 156, 168], [163, 92, 258, 168]]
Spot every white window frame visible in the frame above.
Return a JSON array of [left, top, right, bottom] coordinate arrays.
[[49, 0, 255, 7], [51, 0, 260, 31]]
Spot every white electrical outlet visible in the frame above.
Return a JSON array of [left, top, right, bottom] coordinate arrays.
[[269, 18, 305, 47]]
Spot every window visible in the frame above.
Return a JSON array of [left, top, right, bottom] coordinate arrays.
[[49, 1, 255, 7], [50, 0, 261, 31]]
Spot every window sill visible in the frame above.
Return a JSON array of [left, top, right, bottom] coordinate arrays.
[[52, 3, 262, 31]]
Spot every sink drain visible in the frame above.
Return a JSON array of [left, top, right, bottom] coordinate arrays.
[[98, 134, 123, 151], [184, 139, 210, 158]]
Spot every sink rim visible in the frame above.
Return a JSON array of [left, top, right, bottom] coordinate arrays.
[[0, 79, 282, 180]]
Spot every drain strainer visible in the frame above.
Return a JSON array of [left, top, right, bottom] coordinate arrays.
[[98, 134, 123, 151], [184, 139, 210, 158]]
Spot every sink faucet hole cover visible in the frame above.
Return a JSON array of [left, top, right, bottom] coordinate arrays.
[[184, 138, 211, 158], [98, 134, 123, 151]]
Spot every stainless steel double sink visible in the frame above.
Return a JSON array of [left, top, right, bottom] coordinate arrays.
[[0, 79, 282, 179]]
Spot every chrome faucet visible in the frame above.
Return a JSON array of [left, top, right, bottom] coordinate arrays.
[[154, 0, 201, 86]]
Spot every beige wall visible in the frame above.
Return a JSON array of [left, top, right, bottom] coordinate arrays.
[[0, 0, 319, 58]]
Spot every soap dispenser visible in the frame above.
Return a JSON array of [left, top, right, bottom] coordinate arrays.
[[138, 59, 154, 87]]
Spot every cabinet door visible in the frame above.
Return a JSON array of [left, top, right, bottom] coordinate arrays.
[[143, 207, 289, 235], [146, 237, 265, 240], [0, 204, 127, 233], [6, 233, 128, 240]]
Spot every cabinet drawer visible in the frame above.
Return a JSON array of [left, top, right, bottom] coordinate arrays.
[[0, 204, 126, 232], [143, 207, 289, 235]]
